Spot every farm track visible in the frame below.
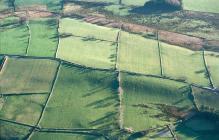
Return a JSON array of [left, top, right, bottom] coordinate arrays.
[[167, 125, 178, 140], [0, 53, 218, 94]]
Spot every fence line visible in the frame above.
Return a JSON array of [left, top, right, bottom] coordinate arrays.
[[157, 31, 164, 76]]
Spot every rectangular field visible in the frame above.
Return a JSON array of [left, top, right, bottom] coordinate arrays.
[[122, 73, 194, 131], [39, 63, 119, 130], [0, 24, 28, 55], [0, 57, 59, 94], [57, 36, 116, 69], [119, 31, 161, 75], [161, 43, 209, 87], [205, 51, 219, 88], [59, 18, 119, 42], [122, 0, 150, 6], [27, 18, 58, 57], [183, 0, 219, 14], [0, 94, 47, 125]]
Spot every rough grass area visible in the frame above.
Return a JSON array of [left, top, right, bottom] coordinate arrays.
[[122, 73, 194, 131], [161, 43, 209, 87], [183, 0, 219, 13], [0, 57, 59, 94], [31, 132, 105, 140], [119, 31, 161, 75], [0, 24, 28, 55], [57, 36, 116, 69], [27, 18, 58, 57], [0, 94, 47, 125], [0, 121, 30, 139], [205, 51, 219, 88], [0, 0, 9, 11], [39, 63, 119, 131], [192, 87, 219, 114], [60, 18, 119, 42], [15, 0, 62, 12]]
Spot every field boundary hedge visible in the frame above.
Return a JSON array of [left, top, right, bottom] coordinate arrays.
[[55, 17, 60, 58], [157, 31, 164, 76], [0, 92, 48, 97], [202, 49, 215, 89], [25, 18, 31, 56]]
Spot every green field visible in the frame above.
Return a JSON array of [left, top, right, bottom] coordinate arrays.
[[31, 132, 105, 140], [15, 0, 61, 12], [183, 0, 219, 13], [0, 121, 30, 139], [27, 18, 58, 57], [119, 31, 161, 75], [205, 51, 219, 88], [122, 73, 194, 131], [59, 18, 119, 42], [0, 57, 59, 94], [39, 63, 118, 131], [0, 24, 28, 55], [122, 0, 150, 6], [57, 36, 116, 69], [0, 0, 9, 11], [161, 43, 209, 87], [0, 94, 47, 125]]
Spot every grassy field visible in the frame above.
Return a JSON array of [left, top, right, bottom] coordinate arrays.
[[59, 18, 119, 42], [0, 94, 47, 125], [183, 0, 219, 13], [122, 73, 194, 131], [161, 43, 209, 87], [122, 0, 150, 6], [119, 31, 161, 75], [205, 51, 219, 88], [192, 87, 219, 114], [39, 63, 118, 131], [0, 57, 59, 94], [0, 24, 28, 55], [15, 0, 62, 12], [57, 35, 116, 69], [31, 132, 105, 140], [27, 18, 58, 57], [0, 121, 30, 139]]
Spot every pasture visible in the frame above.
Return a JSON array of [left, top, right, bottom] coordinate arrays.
[[0, 57, 59, 94], [59, 18, 119, 42], [183, 0, 219, 13], [121, 73, 194, 131], [119, 31, 161, 75], [122, 0, 150, 6], [57, 36, 116, 69], [39, 63, 119, 131], [27, 18, 58, 57], [0, 0, 9, 11], [161, 43, 210, 87], [0, 94, 47, 125], [0, 23, 28, 55]]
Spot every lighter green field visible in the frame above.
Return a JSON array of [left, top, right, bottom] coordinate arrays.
[[27, 18, 58, 57], [183, 0, 219, 13], [161, 43, 209, 87], [205, 51, 219, 88], [57, 36, 116, 69], [119, 31, 161, 75], [39, 63, 118, 130], [122, 0, 150, 6], [59, 18, 119, 42], [0, 94, 47, 125], [0, 57, 59, 94], [0, 24, 28, 55], [122, 73, 194, 131]]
